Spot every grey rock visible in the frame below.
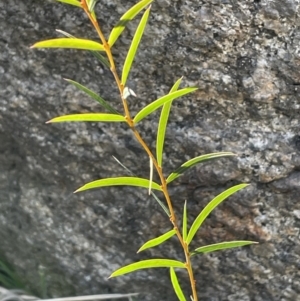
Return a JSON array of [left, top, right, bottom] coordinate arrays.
[[1, 0, 300, 300]]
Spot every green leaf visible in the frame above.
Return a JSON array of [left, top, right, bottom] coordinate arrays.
[[64, 79, 119, 114], [31, 38, 104, 51], [112, 156, 134, 175], [148, 157, 153, 195], [0, 259, 25, 290], [170, 268, 187, 301], [156, 77, 183, 167], [137, 229, 176, 253], [186, 184, 249, 245], [166, 152, 235, 184], [85, 0, 97, 20], [121, 6, 150, 86], [46, 113, 126, 123], [89, 49, 110, 68], [108, 0, 154, 47], [182, 200, 187, 242], [134, 87, 198, 124], [87, 0, 97, 12], [75, 177, 162, 193], [191, 241, 258, 256], [109, 259, 185, 278], [150, 190, 170, 216], [56, 0, 81, 7], [56, 30, 110, 68]]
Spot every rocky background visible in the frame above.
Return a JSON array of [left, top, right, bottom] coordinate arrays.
[[1, 0, 300, 300]]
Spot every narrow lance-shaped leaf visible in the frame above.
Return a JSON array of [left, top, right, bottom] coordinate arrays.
[[191, 241, 258, 256], [149, 157, 153, 195], [56, 0, 81, 8], [112, 156, 134, 176], [87, 0, 97, 12], [186, 184, 249, 245], [134, 87, 198, 124], [85, 0, 97, 19], [121, 6, 150, 86], [166, 152, 235, 184], [170, 268, 187, 301], [121, 7, 150, 86], [156, 77, 183, 167], [150, 190, 170, 216], [182, 200, 187, 242], [56, 30, 110, 68], [31, 38, 105, 51], [109, 259, 186, 278], [108, 0, 154, 47], [46, 114, 125, 123], [137, 229, 176, 253], [64, 79, 119, 114], [88, 49, 110, 68], [75, 177, 162, 193]]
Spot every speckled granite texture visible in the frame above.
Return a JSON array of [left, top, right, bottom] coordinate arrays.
[[1, 0, 300, 300]]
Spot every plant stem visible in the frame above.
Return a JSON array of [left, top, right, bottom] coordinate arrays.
[[132, 129, 198, 301], [83, 4, 198, 300], [81, 1, 131, 120]]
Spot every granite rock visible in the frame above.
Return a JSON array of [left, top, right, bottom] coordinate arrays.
[[1, 0, 300, 300]]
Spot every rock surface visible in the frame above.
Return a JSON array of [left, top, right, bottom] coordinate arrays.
[[1, 0, 300, 300]]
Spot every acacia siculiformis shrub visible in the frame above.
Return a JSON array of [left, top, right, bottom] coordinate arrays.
[[31, 1, 257, 300]]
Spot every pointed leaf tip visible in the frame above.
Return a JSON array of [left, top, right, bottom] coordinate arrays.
[[121, 6, 151, 86], [186, 183, 249, 245], [108, 0, 154, 47], [46, 113, 126, 123], [182, 200, 187, 242], [167, 152, 236, 184], [56, 0, 81, 8], [75, 177, 162, 193], [31, 38, 105, 51], [134, 87, 198, 124], [64, 79, 119, 114], [110, 259, 185, 278], [191, 241, 258, 256], [156, 77, 183, 167], [137, 229, 176, 253], [170, 268, 187, 301]]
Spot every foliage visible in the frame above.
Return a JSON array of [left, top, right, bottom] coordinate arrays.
[[0, 257, 25, 291], [31, 0, 257, 300], [0, 258, 136, 301]]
